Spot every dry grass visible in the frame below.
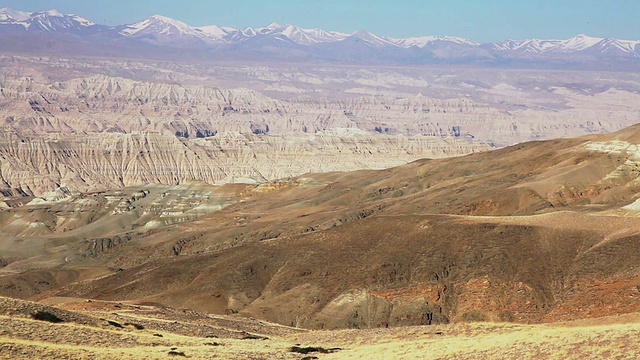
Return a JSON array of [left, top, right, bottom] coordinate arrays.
[[0, 296, 302, 359], [288, 320, 640, 360], [2, 295, 639, 360], [0, 314, 301, 360]]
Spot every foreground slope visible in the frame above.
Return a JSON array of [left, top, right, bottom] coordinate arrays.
[[0, 296, 304, 359], [2, 124, 640, 329], [2, 296, 640, 359]]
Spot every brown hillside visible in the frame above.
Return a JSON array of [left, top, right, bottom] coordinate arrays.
[[2, 124, 640, 329]]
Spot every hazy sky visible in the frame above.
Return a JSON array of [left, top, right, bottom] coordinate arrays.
[[2, 0, 638, 41]]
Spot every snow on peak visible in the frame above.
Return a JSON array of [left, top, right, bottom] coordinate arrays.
[[492, 38, 562, 53], [618, 39, 640, 57], [43, 9, 63, 17], [0, 7, 32, 22], [524, 39, 562, 51], [350, 30, 397, 48], [264, 22, 281, 30], [279, 24, 301, 36], [242, 27, 257, 36], [254, 23, 349, 45], [490, 34, 640, 57], [1, 8, 638, 58], [120, 15, 201, 37], [2, 8, 97, 31], [277, 24, 315, 44], [214, 21, 350, 45], [593, 37, 640, 57], [196, 24, 230, 39], [556, 34, 603, 52], [148, 14, 187, 25], [395, 35, 478, 48], [147, 14, 193, 30]]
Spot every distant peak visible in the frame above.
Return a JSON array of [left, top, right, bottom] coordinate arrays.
[[572, 33, 599, 40], [144, 15, 192, 28], [351, 30, 379, 39], [242, 27, 256, 35], [265, 22, 281, 29], [43, 9, 63, 17], [0, 7, 32, 21], [149, 15, 173, 22], [351, 30, 385, 40]]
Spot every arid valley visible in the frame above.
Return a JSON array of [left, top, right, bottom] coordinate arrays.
[[1, 5, 640, 359]]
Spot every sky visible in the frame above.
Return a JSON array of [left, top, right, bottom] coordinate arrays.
[[1, 0, 638, 42]]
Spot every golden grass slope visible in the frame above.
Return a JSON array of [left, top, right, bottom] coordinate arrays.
[[299, 320, 640, 359], [1, 296, 640, 359], [0, 296, 303, 359]]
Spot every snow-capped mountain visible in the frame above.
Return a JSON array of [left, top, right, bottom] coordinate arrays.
[[197, 25, 234, 40], [555, 34, 603, 52], [0, 8, 638, 68], [227, 23, 350, 46], [0, 7, 98, 33], [116, 17, 349, 46], [347, 30, 397, 48], [490, 38, 562, 53], [491, 34, 640, 58], [117, 15, 224, 45], [0, 7, 31, 23], [119, 15, 358, 49], [119, 15, 196, 37], [394, 36, 478, 48], [267, 24, 349, 45], [591, 38, 640, 57]]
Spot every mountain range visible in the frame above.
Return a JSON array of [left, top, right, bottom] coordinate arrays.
[[1, 7, 639, 69]]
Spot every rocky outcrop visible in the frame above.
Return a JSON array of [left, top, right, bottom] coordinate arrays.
[[83, 234, 135, 257]]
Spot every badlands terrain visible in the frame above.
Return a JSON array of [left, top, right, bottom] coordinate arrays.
[[1, 56, 640, 198], [1, 54, 640, 358]]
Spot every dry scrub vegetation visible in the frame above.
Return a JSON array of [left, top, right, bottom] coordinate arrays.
[[0, 296, 301, 359], [1, 296, 639, 359], [295, 320, 640, 359]]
